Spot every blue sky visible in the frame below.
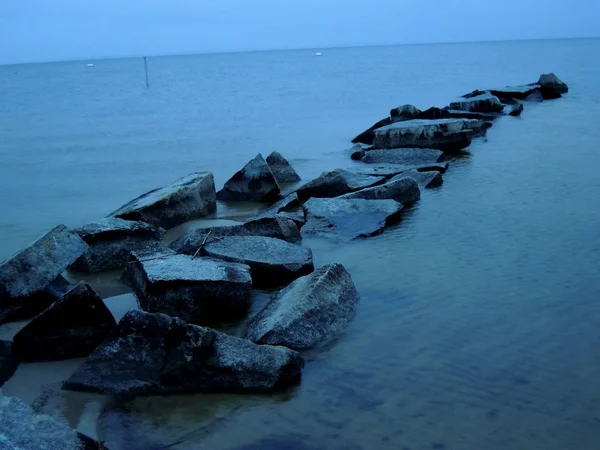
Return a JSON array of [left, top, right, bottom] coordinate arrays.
[[1, 0, 598, 64]]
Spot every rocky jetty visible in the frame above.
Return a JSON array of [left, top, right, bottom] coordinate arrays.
[[217, 154, 280, 202]]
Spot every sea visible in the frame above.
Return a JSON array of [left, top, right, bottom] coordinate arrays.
[[1, 38, 600, 450]]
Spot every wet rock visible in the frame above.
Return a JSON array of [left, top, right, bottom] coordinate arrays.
[[70, 218, 165, 273], [416, 107, 451, 120], [524, 89, 544, 102], [256, 193, 300, 219], [0, 226, 87, 325], [0, 341, 18, 388], [246, 264, 360, 350], [372, 119, 477, 152], [278, 211, 306, 228], [361, 148, 444, 165], [217, 154, 280, 203], [503, 101, 524, 117], [202, 236, 314, 288], [339, 175, 420, 206], [352, 162, 449, 177], [350, 147, 366, 161], [63, 310, 304, 395], [390, 104, 421, 122], [0, 394, 98, 450], [302, 198, 404, 240], [351, 117, 392, 145], [394, 169, 444, 189], [110, 172, 217, 229], [295, 169, 385, 202], [11, 282, 115, 362], [537, 73, 568, 99], [489, 85, 542, 101], [125, 250, 252, 324], [449, 93, 504, 113], [265, 152, 301, 184], [444, 109, 499, 121]]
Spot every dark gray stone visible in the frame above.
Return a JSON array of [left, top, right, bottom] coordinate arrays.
[[537, 73, 568, 99], [295, 169, 385, 202], [339, 175, 420, 206], [351, 117, 392, 145], [265, 152, 301, 184], [0, 341, 17, 388], [125, 249, 252, 324], [362, 148, 444, 165], [444, 109, 499, 121], [256, 193, 300, 219], [217, 154, 280, 203], [390, 104, 421, 122], [490, 85, 542, 101], [350, 147, 366, 161], [392, 170, 444, 189], [246, 263, 360, 350], [12, 282, 116, 362], [110, 172, 216, 229], [416, 107, 451, 120], [524, 89, 544, 102], [352, 162, 449, 177], [302, 198, 404, 240], [0, 226, 88, 324], [449, 93, 504, 113], [70, 218, 165, 273], [202, 236, 314, 288], [63, 310, 304, 395], [278, 211, 306, 228], [503, 101, 524, 117]]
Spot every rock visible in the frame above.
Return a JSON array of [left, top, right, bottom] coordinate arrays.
[[0, 341, 18, 388], [69, 218, 165, 273], [390, 104, 421, 122], [63, 310, 304, 395], [503, 101, 524, 117], [394, 170, 444, 189], [351, 117, 392, 145], [449, 93, 504, 113], [110, 172, 216, 229], [265, 152, 301, 184], [278, 211, 306, 228], [295, 169, 385, 202], [444, 109, 499, 121], [202, 236, 314, 288], [11, 282, 116, 362], [350, 147, 366, 161], [339, 175, 420, 206], [489, 85, 542, 101], [416, 107, 451, 120], [302, 198, 404, 240], [372, 119, 478, 152], [246, 264, 360, 350], [524, 89, 544, 102], [0, 394, 98, 450], [0, 226, 88, 325], [537, 73, 568, 99], [361, 148, 444, 165], [170, 215, 301, 254], [353, 163, 449, 177], [125, 249, 252, 324], [256, 193, 300, 219], [461, 89, 488, 99], [217, 154, 280, 203]]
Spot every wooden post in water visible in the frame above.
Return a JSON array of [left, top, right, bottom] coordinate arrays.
[[144, 56, 149, 88]]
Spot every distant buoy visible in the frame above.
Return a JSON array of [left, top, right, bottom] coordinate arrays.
[[87, 63, 94, 67], [315, 52, 322, 56]]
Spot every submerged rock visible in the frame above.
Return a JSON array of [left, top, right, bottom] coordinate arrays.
[[390, 104, 421, 122], [0, 226, 87, 324], [125, 249, 252, 324], [265, 152, 301, 184], [537, 73, 568, 99], [295, 169, 385, 202], [12, 282, 116, 362], [361, 147, 444, 166], [70, 218, 165, 273], [110, 172, 217, 229], [202, 236, 314, 288], [351, 117, 392, 145], [302, 198, 404, 240], [524, 89, 544, 102], [339, 175, 421, 206], [256, 193, 300, 219], [352, 162, 449, 177], [0, 341, 18, 388], [246, 264, 360, 350], [63, 310, 304, 395], [503, 101, 524, 117], [217, 154, 280, 203], [449, 93, 504, 113]]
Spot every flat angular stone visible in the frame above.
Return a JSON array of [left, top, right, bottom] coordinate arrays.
[[537, 73, 568, 99], [417, 107, 451, 120], [449, 93, 504, 113], [256, 193, 300, 219], [390, 104, 421, 122], [63, 310, 304, 395], [217, 154, 280, 203], [352, 163, 449, 177], [266, 152, 301, 183], [70, 218, 165, 273], [362, 148, 444, 165], [278, 211, 306, 228], [295, 169, 385, 202], [125, 250, 252, 324], [12, 282, 117, 362], [302, 198, 404, 241], [202, 236, 314, 288], [340, 175, 420, 206], [0, 226, 87, 324], [246, 264, 360, 350], [444, 109, 499, 121], [0, 341, 18, 388], [351, 117, 392, 145], [392, 170, 444, 189], [490, 85, 542, 101], [110, 172, 217, 229]]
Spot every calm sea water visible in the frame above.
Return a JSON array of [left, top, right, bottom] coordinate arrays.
[[1, 38, 600, 450]]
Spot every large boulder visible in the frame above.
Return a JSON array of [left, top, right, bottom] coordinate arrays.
[[202, 236, 314, 288], [0, 341, 18, 388], [449, 93, 504, 113], [125, 249, 252, 324], [0, 394, 98, 450], [70, 218, 165, 273], [265, 152, 301, 184], [390, 104, 421, 123], [353, 162, 449, 177], [537, 73, 568, 99], [339, 175, 421, 206], [351, 117, 392, 145], [12, 282, 116, 362], [295, 169, 385, 202], [302, 198, 404, 240], [256, 193, 300, 219], [0, 226, 87, 325], [246, 264, 360, 350], [63, 310, 304, 395], [361, 148, 444, 166], [110, 172, 217, 229], [217, 154, 280, 203], [372, 119, 479, 152]]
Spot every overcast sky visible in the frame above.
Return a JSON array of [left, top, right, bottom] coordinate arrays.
[[1, 0, 598, 64]]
